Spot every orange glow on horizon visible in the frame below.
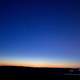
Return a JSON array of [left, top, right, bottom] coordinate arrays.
[[0, 60, 65, 68], [0, 59, 80, 68]]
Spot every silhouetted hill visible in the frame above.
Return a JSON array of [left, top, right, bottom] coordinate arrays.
[[0, 66, 80, 79]]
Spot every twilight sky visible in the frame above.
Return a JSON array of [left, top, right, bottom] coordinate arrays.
[[0, 0, 80, 68]]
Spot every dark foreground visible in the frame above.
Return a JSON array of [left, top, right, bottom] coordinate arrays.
[[0, 66, 80, 79]]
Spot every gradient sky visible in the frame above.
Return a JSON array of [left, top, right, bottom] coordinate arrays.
[[0, 0, 80, 67]]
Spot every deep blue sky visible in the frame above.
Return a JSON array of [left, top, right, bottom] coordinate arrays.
[[0, 0, 80, 67]]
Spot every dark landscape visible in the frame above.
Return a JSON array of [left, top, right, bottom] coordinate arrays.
[[0, 66, 80, 79]]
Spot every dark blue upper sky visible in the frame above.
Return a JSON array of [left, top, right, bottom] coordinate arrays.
[[0, 0, 80, 67]]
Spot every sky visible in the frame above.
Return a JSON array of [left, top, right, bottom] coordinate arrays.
[[0, 0, 80, 68]]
